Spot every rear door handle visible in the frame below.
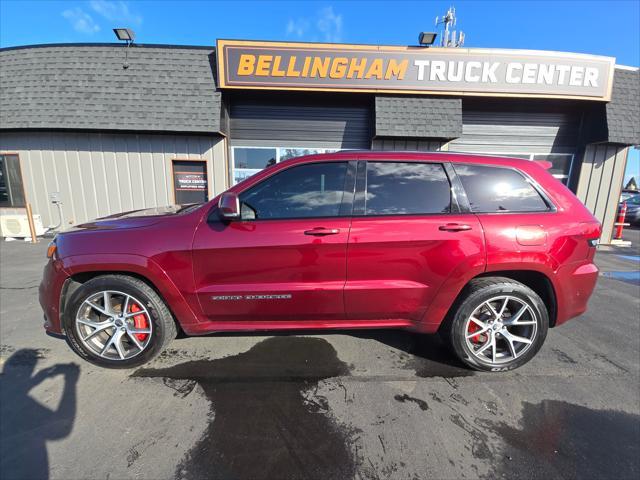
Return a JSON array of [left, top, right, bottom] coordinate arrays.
[[304, 227, 340, 236], [439, 223, 472, 232]]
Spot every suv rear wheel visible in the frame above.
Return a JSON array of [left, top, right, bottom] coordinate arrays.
[[63, 275, 177, 369], [443, 277, 549, 372]]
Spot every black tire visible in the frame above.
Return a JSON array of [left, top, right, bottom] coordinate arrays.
[[63, 275, 177, 369], [441, 277, 549, 372]]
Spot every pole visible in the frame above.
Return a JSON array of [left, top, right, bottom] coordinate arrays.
[[614, 202, 627, 240], [25, 203, 38, 243]]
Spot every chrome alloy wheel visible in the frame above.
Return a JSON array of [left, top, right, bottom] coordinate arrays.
[[464, 295, 538, 365], [75, 290, 153, 361]]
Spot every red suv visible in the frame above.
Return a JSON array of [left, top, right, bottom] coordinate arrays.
[[39, 152, 601, 371]]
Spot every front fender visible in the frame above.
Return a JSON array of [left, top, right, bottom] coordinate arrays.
[[63, 253, 200, 327]]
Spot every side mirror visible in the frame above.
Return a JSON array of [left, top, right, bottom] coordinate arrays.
[[218, 192, 240, 220]]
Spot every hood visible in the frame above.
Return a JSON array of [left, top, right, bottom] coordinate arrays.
[[67, 204, 200, 232]]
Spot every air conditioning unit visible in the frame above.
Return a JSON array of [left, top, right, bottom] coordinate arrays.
[[0, 214, 47, 238]]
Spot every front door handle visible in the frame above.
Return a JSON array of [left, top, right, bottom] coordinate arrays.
[[439, 223, 472, 232], [304, 227, 340, 236]]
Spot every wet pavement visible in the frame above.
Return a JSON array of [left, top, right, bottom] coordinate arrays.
[[1, 240, 639, 480]]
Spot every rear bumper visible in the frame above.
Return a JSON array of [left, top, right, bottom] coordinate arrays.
[[38, 258, 70, 335], [554, 262, 599, 326]]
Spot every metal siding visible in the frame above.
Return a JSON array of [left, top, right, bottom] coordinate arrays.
[[593, 145, 616, 222], [575, 145, 596, 201], [89, 134, 111, 218], [584, 145, 606, 212], [601, 147, 629, 243], [575, 143, 629, 243], [230, 100, 371, 149], [0, 131, 226, 228], [449, 111, 580, 155]]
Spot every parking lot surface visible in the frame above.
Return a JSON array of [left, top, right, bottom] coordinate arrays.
[[1, 237, 639, 480]]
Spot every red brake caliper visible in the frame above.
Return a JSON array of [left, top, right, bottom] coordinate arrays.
[[130, 303, 149, 342], [467, 322, 481, 343]]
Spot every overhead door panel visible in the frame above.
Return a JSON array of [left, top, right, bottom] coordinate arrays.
[[229, 94, 372, 149], [450, 105, 581, 155]]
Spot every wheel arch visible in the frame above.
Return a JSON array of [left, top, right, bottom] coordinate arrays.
[[60, 271, 175, 329], [440, 269, 558, 331], [60, 253, 200, 332]]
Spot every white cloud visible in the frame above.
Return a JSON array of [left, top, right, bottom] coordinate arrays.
[[287, 18, 310, 37], [286, 6, 343, 43], [316, 6, 343, 42], [89, 0, 142, 26], [62, 8, 100, 34]]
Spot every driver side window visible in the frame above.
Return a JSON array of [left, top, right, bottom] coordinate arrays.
[[239, 162, 349, 220]]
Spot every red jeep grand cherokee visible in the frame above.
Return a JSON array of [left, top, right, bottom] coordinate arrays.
[[39, 152, 601, 371]]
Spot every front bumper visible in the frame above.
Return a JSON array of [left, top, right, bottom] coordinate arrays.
[[38, 258, 70, 335]]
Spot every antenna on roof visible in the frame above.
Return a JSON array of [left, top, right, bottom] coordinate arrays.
[[435, 6, 465, 47]]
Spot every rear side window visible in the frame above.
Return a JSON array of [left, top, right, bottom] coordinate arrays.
[[364, 162, 451, 215], [454, 164, 549, 213]]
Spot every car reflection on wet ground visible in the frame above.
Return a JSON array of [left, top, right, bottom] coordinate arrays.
[[1, 241, 639, 480]]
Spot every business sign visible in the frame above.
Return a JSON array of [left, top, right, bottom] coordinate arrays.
[[172, 160, 208, 204], [217, 40, 615, 101], [175, 172, 206, 191]]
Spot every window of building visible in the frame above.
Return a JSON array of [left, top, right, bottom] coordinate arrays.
[[364, 162, 451, 216], [449, 151, 574, 185], [0, 154, 26, 208], [454, 164, 549, 213], [532, 154, 573, 182], [239, 162, 348, 220], [231, 147, 338, 185]]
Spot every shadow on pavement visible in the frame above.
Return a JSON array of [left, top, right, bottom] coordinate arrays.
[[350, 329, 473, 378], [0, 349, 79, 480], [134, 336, 355, 480], [176, 328, 473, 378]]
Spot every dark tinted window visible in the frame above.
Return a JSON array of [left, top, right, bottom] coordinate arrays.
[[0, 154, 26, 207], [240, 162, 348, 219], [364, 162, 450, 215], [455, 164, 548, 212]]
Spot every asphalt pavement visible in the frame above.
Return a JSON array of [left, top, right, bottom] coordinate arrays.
[[1, 236, 639, 480]]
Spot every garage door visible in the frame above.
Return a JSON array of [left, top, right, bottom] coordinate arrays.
[[228, 94, 371, 184], [449, 101, 582, 185]]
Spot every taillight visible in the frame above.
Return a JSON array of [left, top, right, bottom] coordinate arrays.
[[581, 222, 602, 248]]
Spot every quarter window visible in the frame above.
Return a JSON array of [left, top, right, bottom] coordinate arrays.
[[454, 164, 549, 213], [239, 162, 348, 219], [364, 162, 451, 215]]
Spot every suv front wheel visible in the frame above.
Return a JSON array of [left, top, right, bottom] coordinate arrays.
[[63, 275, 177, 369], [443, 277, 549, 372]]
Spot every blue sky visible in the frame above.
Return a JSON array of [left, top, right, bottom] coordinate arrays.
[[1, 0, 638, 182]]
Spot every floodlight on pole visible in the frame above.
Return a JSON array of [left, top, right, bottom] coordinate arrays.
[[113, 28, 135, 69], [418, 32, 438, 47], [113, 28, 135, 42]]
